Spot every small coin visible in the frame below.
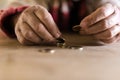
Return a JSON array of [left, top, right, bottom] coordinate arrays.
[[57, 43, 66, 48], [65, 45, 83, 50], [56, 37, 65, 43], [57, 43, 83, 50], [56, 36, 83, 51], [56, 37, 66, 48], [38, 48, 55, 54], [66, 46, 83, 50]]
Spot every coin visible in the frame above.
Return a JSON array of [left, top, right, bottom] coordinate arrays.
[[38, 48, 55, 54], [57, 43, 66, 48], [56, 37, 65, 43], [56, 36, 83, 50], [56, 37, 66, 48], [65, 45, 83, 50]]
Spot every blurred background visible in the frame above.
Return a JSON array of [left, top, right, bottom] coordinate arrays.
[[0, 0, 7, 9]]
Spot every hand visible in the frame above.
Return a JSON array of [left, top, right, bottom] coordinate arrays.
[[15, 5, 61, 45], [80, 3, 120, 44]]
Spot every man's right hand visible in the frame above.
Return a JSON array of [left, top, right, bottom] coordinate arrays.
[[15, 5, 61, 45]]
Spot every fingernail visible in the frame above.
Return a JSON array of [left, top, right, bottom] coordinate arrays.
[[55, 32, 61, 38], [72, 25, 81, 32]]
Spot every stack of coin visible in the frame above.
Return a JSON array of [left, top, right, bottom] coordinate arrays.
[[56, 37, 66, 48], [56, 37, 83, 50]]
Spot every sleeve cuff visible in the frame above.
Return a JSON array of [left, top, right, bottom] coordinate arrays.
[[0, 6, 28, 38]]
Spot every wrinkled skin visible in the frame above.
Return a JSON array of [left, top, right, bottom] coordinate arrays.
[[15, 5, 61, 45], [15, 3, 120, 45], [80, 3, 120, 44]]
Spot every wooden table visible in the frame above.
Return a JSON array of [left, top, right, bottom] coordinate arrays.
[[0, 33, 120, 80]]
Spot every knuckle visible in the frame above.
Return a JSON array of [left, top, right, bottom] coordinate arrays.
[[23, 31, 32, 38], [35, 5, 45, 10], [34, 5, 47, 13], [23, 9, 31, 15], [41, 11, 50, 20], [106, 30, 113, 39], [35, 23, 44, 32], [99, 3, 114, 17], [34, 5, 51, 20], [20, 13, 28, 21], [99, 8, 108, 17], [23, 11, 31, 18], [25, 6, 35, 12], [101, 20, 109, 29], [38, 7, 50, 19], [22, 6, 36, 16]]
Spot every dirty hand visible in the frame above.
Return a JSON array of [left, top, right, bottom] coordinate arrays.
[[80, 3, 120, 44], [15, 5, 61, 45]]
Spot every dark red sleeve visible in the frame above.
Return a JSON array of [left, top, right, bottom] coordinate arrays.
[[0, 6, 28, 38]]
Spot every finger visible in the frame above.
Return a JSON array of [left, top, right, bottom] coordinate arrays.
[[19, 22, 43, 44], [100, 33, 120, 44], [72, 25, 88, 35], [115, 33, 120, 43], [34, 5, 61, 38], [80, 3, 115, 28], [15, 27, 34, 45], [94, 25, 120, 40], [79, 30, 89, 35], [23, 12, 56, 42], [86, 6, 120, 34]]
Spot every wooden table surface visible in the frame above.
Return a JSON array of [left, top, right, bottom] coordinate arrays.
[[0, 33, 120, 80]]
